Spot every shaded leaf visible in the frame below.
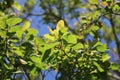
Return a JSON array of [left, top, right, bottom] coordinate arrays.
[[93, 61, 104, 72]]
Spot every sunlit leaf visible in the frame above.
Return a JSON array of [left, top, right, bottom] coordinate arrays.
[[96, 44, 107, 52], [22, 20, 31, 31], [110, 63, 119, 70], [93, 62, 104, 72], [72, 43, 84, 50], [0, 17, 6, 28], [9, 26, 23, 39], [89, 0, 98, 4], [56, 20, 65, 31], [19, 59, 27, 64], [6, 17, 22, 26], [13, 2, 22, 11], [44, 34, 55, 41], [102, 54, 110, 62], [64, 34, 77, 44]]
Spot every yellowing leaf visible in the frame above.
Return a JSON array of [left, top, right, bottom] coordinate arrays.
[[48, 26, 54, 34], [6, 17, 22, 26], [89, 0, 98, 4], [102, 54, 110, 62], [19, 59, 27, 64], [56, 20, 65, 31], [44, 34, 55, 41], [22, 20, 30, 31], [13, 2, 22, 11]]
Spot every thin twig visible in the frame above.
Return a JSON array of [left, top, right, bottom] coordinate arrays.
[[22, 67, 31, 80]]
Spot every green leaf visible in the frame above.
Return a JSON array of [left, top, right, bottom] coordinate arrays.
[[110, 63, 119, 70], [6, 17, 22, 26], [31, 67, 39, 77], [14, 47, 23, 57], [102, 54, 110, 62], [91, 25, 99, 31], [42, 49, 51, 62], [22, 20, 31, 31], [30, 56, 41, 64], [44, 34, 55, 41], [96, 44, 107, 52], [0, 17, 6, 28], [30, 55, 47, 69], [26, 28, 38, 40], [64, 34, 77, 44], [13, 2, 22, 11], [9, 26, 23, 39], [0, 30, 6, 38], [93, 62, 104, 72], [89, 0, 98, 4], [72, 43, 84, 50]]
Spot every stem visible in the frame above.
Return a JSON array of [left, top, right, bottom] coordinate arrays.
[[22, 67, 31, 80], [109, 11, 120, 58]]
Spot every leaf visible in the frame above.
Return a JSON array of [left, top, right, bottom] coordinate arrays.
[[26, 28, 38, 40], [64, 34, 77, 44], [56, 20, 65, 31], [96, 44, 107, 52], [93, 62, 104, 72], [0, 17, 6, 28], [30, 55, 47, 69], [72, 43, 84, 50], [42, 49, 51, 62], [0, 30, 6, 38], [9, 26, 23, 39], [13, 2, 22, 11], [44, 34, 55, 41], [22, 20, 31, 31], [102, 54, 110, 62], [6, 17, 22, 26], [89, 0, 98, 4], [19, 59, 27, 64], [110, 63, 119, 70], [91, 25, 99, 31]]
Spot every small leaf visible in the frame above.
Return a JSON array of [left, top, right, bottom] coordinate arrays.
[[19, 59, 27, 64], [13, 2, 22, 11], [56, 20, 65, 31], [44, 34, 55, 41], [93, 62, 104, 72], [64, 34, 77, 44], [0, 17, 6, 28], [9, 26, 23, 39], [72, 43, 84, 50], [6, 17, 22, 26], [26, 28, 38, 40], [89, 0, 98, 4], [102, 54, 110, 62], [96, 44, 107, 52], [110, 63, 119, 70], [22, 20, 31, 31], [42, 49, 51, 62]]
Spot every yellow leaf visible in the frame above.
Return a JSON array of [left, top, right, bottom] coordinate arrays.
[[44, 34, 55, 41], [19, 59, 27, 64], [22, 20, 30, 31], [56, 20, 65, 31], [13, 2, 22, 11], [48, 26, 54, 34]]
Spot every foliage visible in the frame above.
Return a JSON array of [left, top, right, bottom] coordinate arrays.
[[0, 0, 120, 80]]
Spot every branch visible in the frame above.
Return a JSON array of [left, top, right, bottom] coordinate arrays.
[[22, 67, 31, 80], [109, 11, 120, 58]]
